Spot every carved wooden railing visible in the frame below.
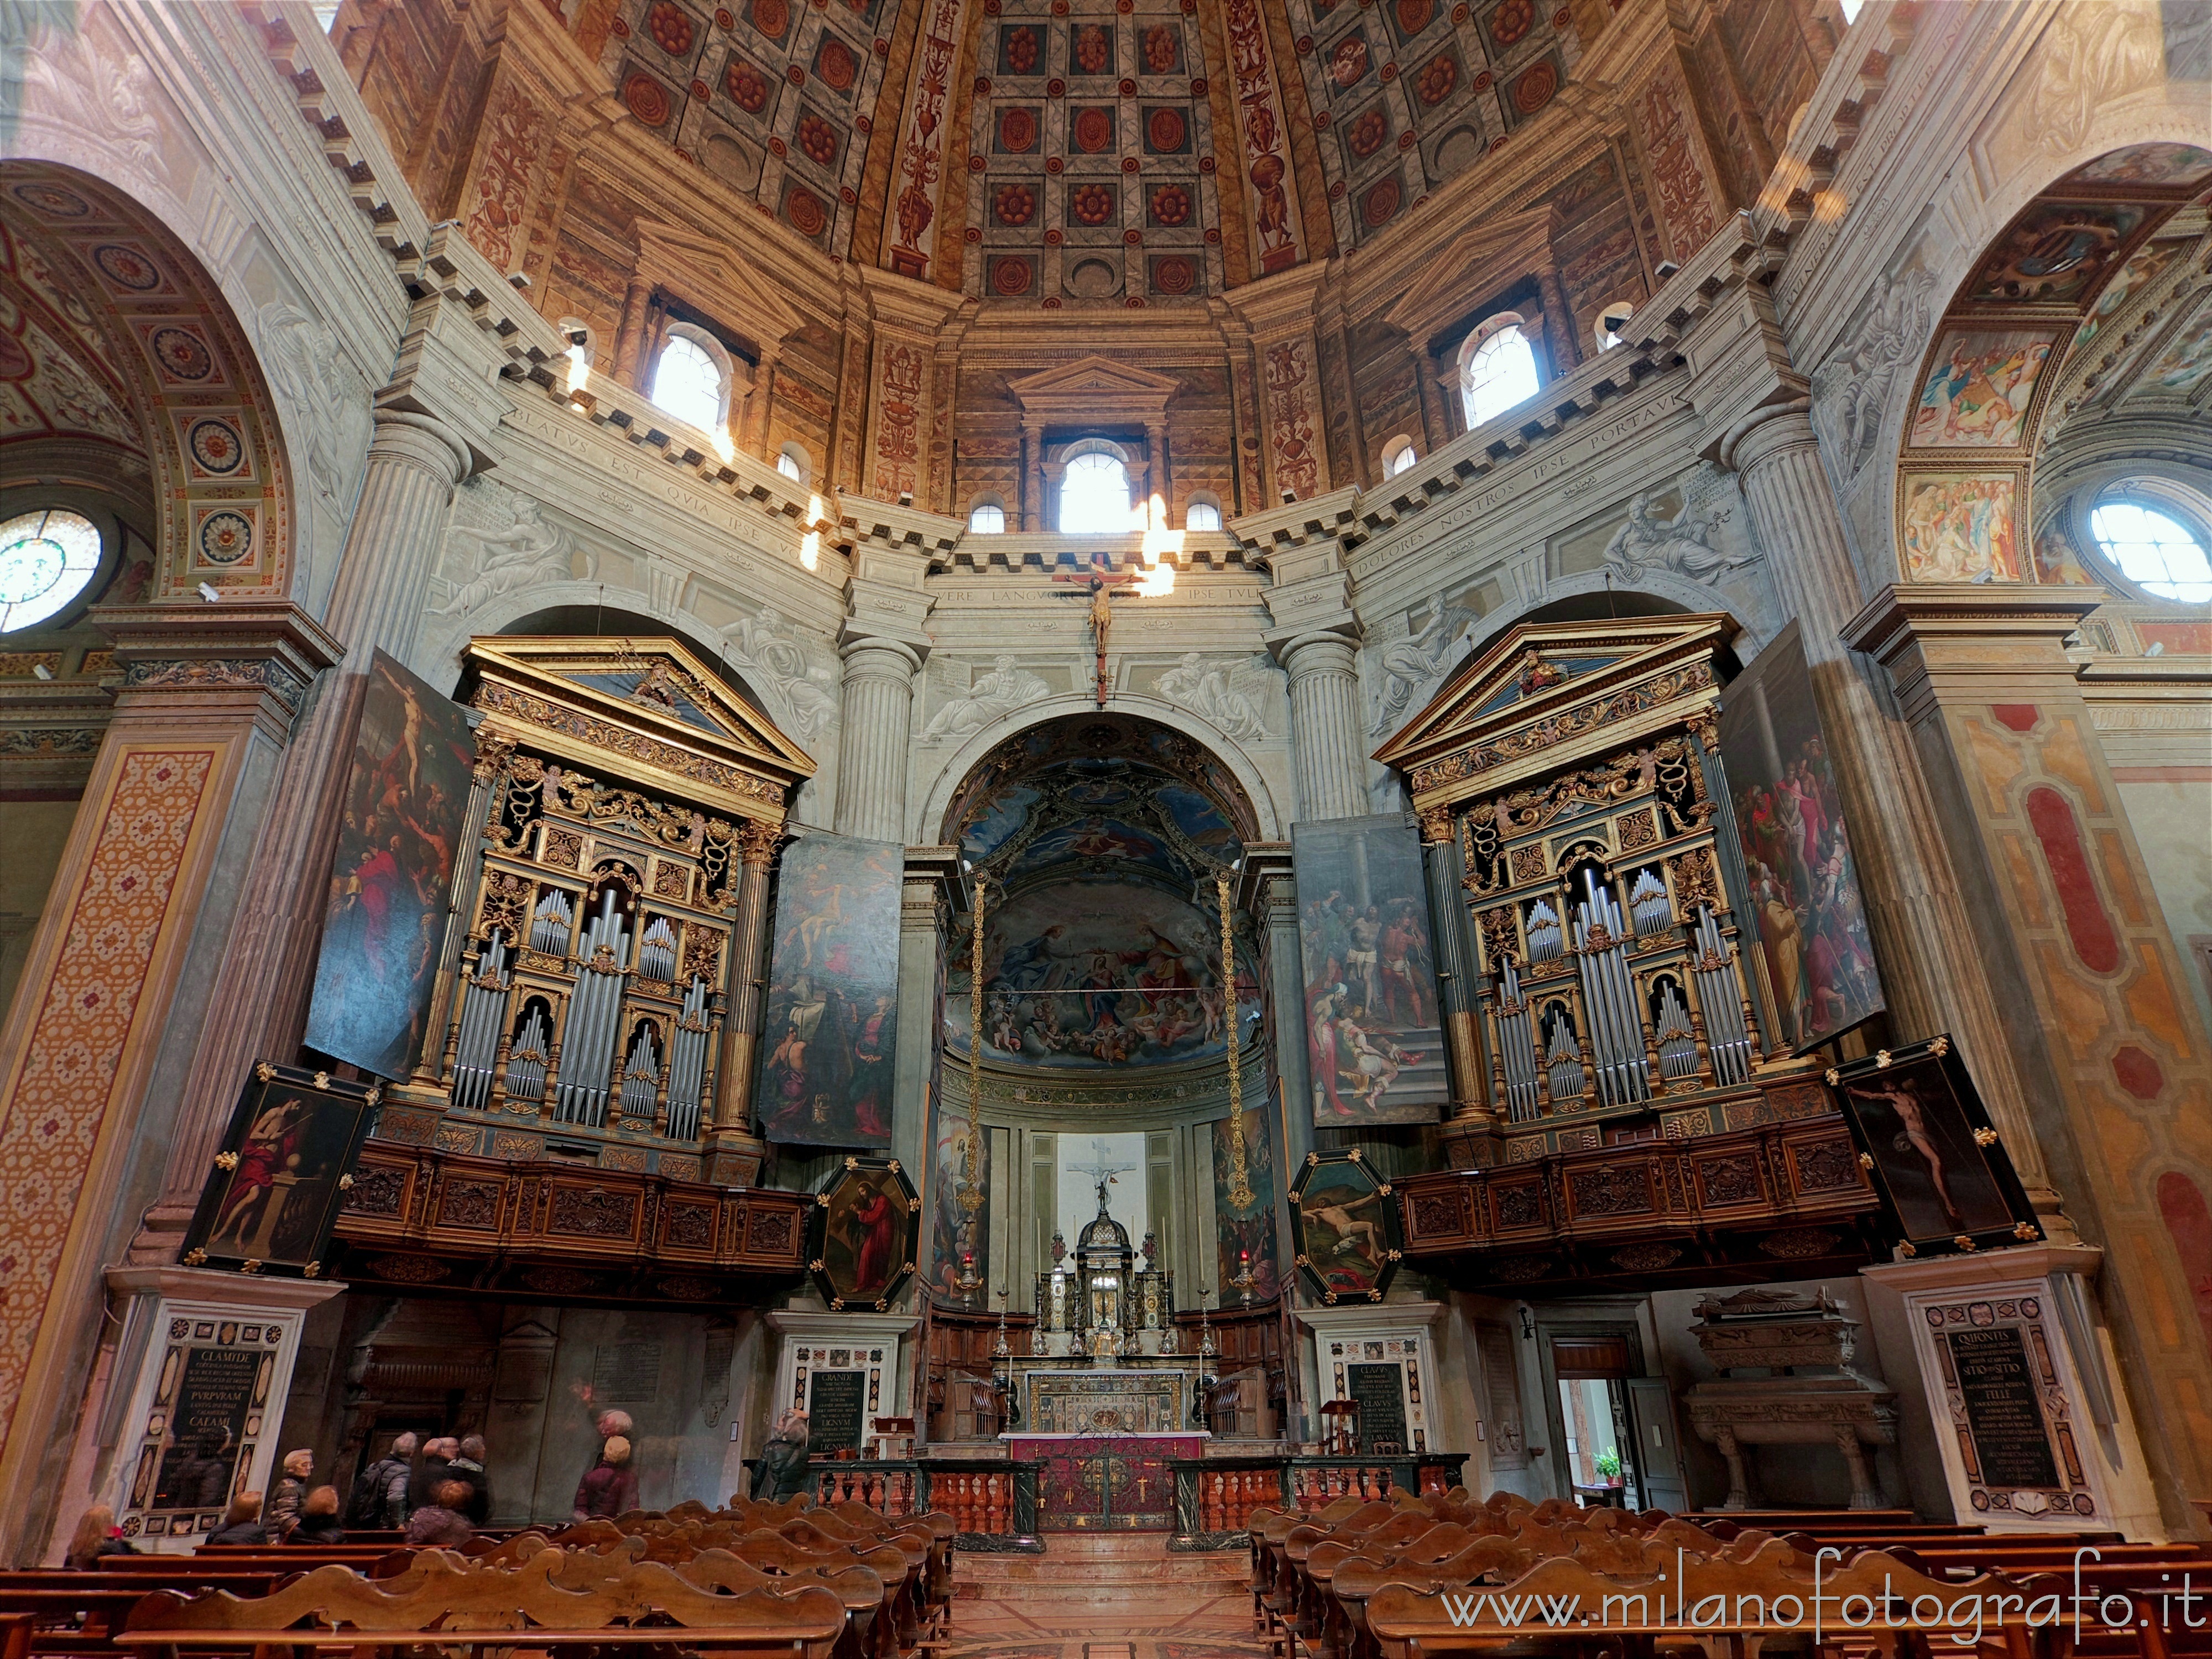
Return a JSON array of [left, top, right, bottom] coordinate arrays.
[[1395, 1113, 1878, 1290], [1167, 1454, 1471, 1549], [745, 1459, 1041, 1552], [332, 1138, 810, 1298]]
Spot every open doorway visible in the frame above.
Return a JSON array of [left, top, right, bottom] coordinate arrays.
[[1551, 1334, 1640, 1509]]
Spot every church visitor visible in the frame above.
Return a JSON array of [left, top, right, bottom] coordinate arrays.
[[267, 1448, 314, 1539], [574, 1436, 638, 1520], [62, 1505, 135, 1568], [404, 1480, 476, 1546], [749, 1410, 811, 1502], [288, 1486, 347, 1546], [448, 1434, 491, 1525], [346, 1431, 416, 1528], [207, 1492, 268, 1546]]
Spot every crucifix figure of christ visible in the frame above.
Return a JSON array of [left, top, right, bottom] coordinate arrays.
[[1050, 562, 1144, 708], [1068, 1138, 1136, 1215]]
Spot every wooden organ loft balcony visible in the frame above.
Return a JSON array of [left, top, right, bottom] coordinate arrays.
[[1374, 613, 1884, 1294], [330, 634, 820, 1304]]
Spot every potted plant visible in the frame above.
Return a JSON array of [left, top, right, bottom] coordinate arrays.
[[1595, 1448, 1624, 1487]]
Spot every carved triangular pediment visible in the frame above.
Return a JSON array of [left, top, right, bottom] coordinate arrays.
[[634, 219, 805, 349], [463, 635, 817, 818], [1373, 612, 1735, 802], [1383, 203, 1561, 350], [1005, 354, 1181, 418]]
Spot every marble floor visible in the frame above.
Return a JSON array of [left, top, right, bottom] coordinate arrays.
[[943, 1532, 1269, 1659]]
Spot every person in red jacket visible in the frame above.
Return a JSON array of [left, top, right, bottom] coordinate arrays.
[[573, 1434, 638, 1520]]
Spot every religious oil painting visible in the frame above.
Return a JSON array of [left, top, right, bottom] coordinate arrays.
[[1898, 471, 2021, 583], [1292, 813, 1447, 1126], [927, 1087, 990, 1307], [1289, 1150, 1402, 1305], [180, 1063, 380, 1275], [807, 1156, 921, 1312], [2065, 143, 2212, 188], [302, 650, 476, 1079], [1718, 621, 1885, 1053], [1212, 1081, 1280, 1304], [1908, 331, 2055, 449], [756, 832, 903, 1147], [1825, 1035, 2037, 1256]]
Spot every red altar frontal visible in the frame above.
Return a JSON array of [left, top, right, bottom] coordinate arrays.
[[1006, 1434, 1206, 1530]]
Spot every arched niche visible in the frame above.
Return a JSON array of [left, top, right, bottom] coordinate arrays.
[[913, 692, 1286, 848], [0, 163, 300, 603]]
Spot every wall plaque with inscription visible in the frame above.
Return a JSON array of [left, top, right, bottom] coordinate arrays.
[[151, 1347, 261, 1507], [1346, 1362, 1410, 1455], [1945, 1327, 2059, 1489], [592, 1342, 664, 1404], [807, 1370, 867, 1454]]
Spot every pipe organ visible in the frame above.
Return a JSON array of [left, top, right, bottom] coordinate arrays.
[[1379, 616, 1820, 1167], [374, 637, 815, 1177]]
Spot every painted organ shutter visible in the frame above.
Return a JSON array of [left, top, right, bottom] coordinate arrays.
[[1551, 1335, 1632, 1379]]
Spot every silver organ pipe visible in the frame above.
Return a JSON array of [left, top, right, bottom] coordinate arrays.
[[531, 889, 575, 955], [617, 1021, 661, 1120], [1627, 869, 1672, 936], [1495, 957, 1542, 1123], [451, 929, 512, 1110], [1525, 899, 1563, 964], [1572, 868, 1651, 1107], [553, 886, 631, 1126], [1651, 976, 1700, 1082], [638, 916, 677, 982], [504, 999, 552, 1102], [663, 976, 712, 1142], [1541, 1001, 1586, 1102], [1692, 904, 1752, 1084]]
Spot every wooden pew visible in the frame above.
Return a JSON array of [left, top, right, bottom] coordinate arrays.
[[120, 1550, 848, 1659]]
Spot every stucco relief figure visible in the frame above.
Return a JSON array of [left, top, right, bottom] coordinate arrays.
[[257, 300, 369, 505], [724, 608, 839, 742], [1156, 652, 1269, 743], [1809, 268, 1933, 483], [1370, 594, 1483, 735], [921, 654, 1051, 742], [22, 18, 166, 181], [436, 499, 585, 615], [1601, 492, 1749, 583]]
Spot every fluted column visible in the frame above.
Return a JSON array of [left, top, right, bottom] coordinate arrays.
[[1021, 425, 1045, 531], [1280, 632, 1368, 822], [712, 821, 783, 1131], [1721, 402, 2060, 1218], [1420, 805, 1492, 1130], [131, 408, 473, 1260], [833, 638, 921, 844]]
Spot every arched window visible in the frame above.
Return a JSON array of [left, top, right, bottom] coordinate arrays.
[[969, 497, 1006, 533], [1838, 0, 1863, 20], [0, 507, 103, 632], [1059, 444, 1134, 533], [1185, 495, 1223, 532], [558, 318, 593, 395], [649, 330, 727, 432], [776, 444, 810, 483], [2089, 492, 2212, 603], [1459, 312, 1542, 429], [1382, 436, 1419, 478]]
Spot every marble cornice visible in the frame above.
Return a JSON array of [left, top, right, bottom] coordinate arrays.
[[93, 599, 342, 702]]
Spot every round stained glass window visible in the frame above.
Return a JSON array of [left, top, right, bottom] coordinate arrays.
[[0, 508, 102, 632], [2089, 500, 2212, 603]]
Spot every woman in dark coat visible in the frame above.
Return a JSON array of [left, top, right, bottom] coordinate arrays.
[[207, 1491, 269, 1546], [748, 1410, 812, 1503]]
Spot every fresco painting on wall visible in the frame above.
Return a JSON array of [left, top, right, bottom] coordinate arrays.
[[1718, 621, 1886, 1053], [1967, 202, 2145, 306], [1212, 1081, 1280, 1303], [1909, 331, 2054, 448], [1899, 472, 2020, 583], [2031, 520, 2099, 586], [755, 833, 902, 1147], [2065, 143, 2212, 187], [947, 878, 1260, 1069], [1292, 814, 1447, 1126], [302, 650, 476, 1080]]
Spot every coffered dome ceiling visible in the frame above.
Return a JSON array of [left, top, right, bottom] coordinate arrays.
[[594, 0, 1582, 301]]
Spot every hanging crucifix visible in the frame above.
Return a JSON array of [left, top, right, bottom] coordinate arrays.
[[1050, 560, 1144, 708]]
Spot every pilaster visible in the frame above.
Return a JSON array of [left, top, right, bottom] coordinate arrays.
[[706, 820, 784, 1186]]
